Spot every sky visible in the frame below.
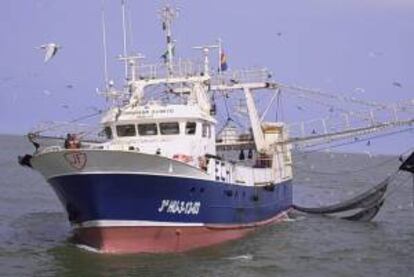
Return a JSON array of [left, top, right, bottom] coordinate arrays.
[[0, 0, 413, 154]]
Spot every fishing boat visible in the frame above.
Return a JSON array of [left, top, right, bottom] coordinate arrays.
[[18, 4, 414, 254]]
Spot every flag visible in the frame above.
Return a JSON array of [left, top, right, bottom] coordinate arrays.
[[220, 52, 228, 71], [161, 51, 168, 63], [160, 44, 176, 63]]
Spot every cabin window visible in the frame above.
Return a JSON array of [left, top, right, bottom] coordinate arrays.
[[185, 122, 196, 135], [138, 123, 158, 136], [116, 124, 136, 137], [160, 122, 180, 135], [202, 123, 211, 138], [104, 126, 113, 139]]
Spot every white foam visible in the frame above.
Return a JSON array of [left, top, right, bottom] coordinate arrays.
[[283, 214, 305, 222], [75, 244, 103, 254], [225, 254, 253, 261], [283, 216, 297, 222]]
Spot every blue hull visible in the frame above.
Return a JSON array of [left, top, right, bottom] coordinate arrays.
[[49, 174, 292, 225]]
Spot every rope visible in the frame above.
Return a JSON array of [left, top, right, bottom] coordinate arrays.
[[299, 127, 414, 153], [217, 91, 247, 135], [32, 110, 105, 135], [283, 92, 372, 122], [277, 82, 388, 109], [383, 173, 413, 201], [294, 146, 414, 176], [294, 156, 401, 176]]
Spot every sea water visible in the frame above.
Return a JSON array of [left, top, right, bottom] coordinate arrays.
[[0, 134, 413, 276]]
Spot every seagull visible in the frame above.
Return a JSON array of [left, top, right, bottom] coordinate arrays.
[[368, 51, 383, 58], [364, 150, 373, 159], [392, 81, 402, 88], [42, 89, 51, 96], [354, 87, 365, 93], [37, 43, 61, 63]]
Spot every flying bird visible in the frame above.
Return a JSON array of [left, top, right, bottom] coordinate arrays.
[[354, 87, 365, 93], [42, 89, 51, 96], [37, 43, 61, 63], [368, 51, 383, 58], [392, 81, 402, 88]]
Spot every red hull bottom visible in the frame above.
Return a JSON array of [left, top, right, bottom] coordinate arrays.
[[73, 212, 290, 254]]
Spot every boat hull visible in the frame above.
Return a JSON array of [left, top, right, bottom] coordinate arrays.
[[51, 173, 291, 253], [32, 150, 293, 253], [73, 212, 290, 254]]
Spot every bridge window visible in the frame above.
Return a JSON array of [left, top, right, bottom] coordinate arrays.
[[104, 126, 113, 139], [116, 124, 136, 137], [160, 122, 180, 135], [202, 123, 211, 138], [138, 123, 158, 136], [185, 122, 196, 135]]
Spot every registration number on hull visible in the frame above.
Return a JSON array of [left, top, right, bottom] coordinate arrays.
[[158, 200, 201, 215]]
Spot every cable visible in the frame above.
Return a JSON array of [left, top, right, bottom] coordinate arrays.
[[299, 127, 414, 153], [293, 155, 401, 176], [33, 110, 105, 135], [277, 82, 388, 109]]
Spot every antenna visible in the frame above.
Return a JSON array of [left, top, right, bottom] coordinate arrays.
[[127, 7, 134, 52], [118, 54, 145, 83], [101, 0, 109, 92], [160, 5, 178, 76], [121, 0, 128, 80], [218, 38, 222, 74], [193, 43, 219, 76]]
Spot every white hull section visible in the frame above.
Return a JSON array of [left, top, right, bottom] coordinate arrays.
[[31, 149, 210, 181]]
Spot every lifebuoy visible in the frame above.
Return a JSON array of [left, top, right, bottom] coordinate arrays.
[[173, 154, 193, 163]]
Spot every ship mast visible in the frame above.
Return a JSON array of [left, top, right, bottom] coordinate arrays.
[[121, 0, 129, 80], [160, 5, 178, 76], [100, 0, 110, 92]]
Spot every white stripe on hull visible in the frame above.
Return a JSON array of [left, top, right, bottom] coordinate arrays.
[[74, 220, 205, 228], [72, 211, 291, 229]]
